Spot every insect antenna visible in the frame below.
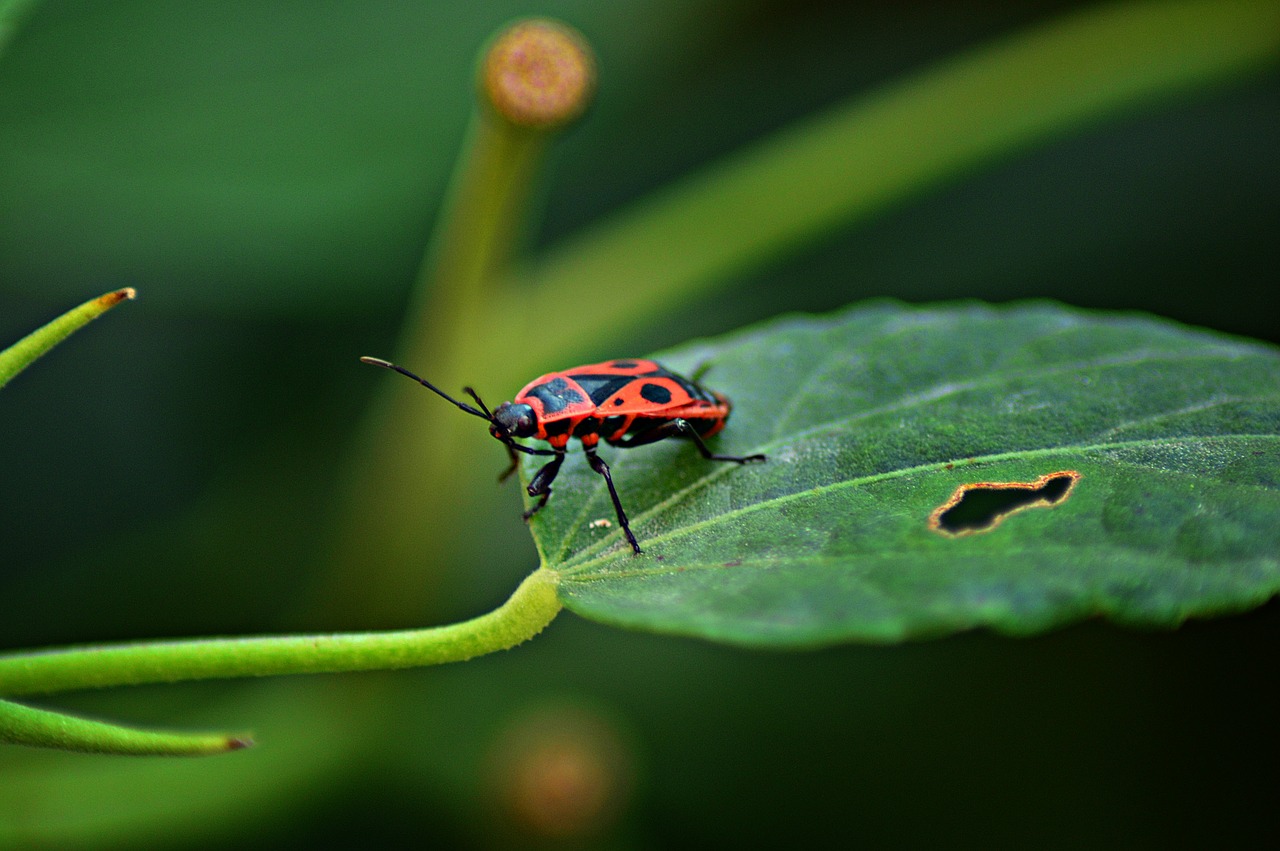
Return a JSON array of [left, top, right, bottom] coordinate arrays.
[[462, 386, 494, 419], [359, 357, 493, 422]]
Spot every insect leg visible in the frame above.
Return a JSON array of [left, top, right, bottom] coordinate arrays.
[[584, 447, 642, 554], [616, 419, 766, 463], [497, 439, 562, 482], [506, 441, 562, 457], [522, 451, 565, 520], [496, 443, 520, 482], [679, 421, 766, 463]]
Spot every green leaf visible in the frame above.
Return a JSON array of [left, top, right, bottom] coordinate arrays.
[[0, 0, 39, 58], [4, 1, 1277, 316], [533, 301, 1280, 646], [494, 0, 1280, 348]]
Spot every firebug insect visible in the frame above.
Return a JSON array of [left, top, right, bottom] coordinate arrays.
[[360, 357, 766, 554]]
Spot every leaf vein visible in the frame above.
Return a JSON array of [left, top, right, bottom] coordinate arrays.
[[555, 349, 1276, 563], [557, 432, 1280, 573]]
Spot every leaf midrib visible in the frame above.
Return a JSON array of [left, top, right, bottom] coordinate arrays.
[[546, 346, 1277, 564], [554, 432, 1280, 575]]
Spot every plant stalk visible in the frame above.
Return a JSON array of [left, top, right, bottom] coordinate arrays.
[[0, 569, 561, 697], [0, 289, 135, 390]]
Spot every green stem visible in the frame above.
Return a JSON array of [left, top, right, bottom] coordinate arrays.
[[0, 288, 135, 390], [0, 569, 561, 697], [484, 0, 1280, 366], [321, 21, 595, 625], [315, 113, 553, 625], [0, 698, 250, 756]]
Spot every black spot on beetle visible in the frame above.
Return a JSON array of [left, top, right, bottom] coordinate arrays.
[[542, 419, 573, 437], [610, 360, 638, 369], [639, 382, 673, 405], [527, 377, 583, 414], [572, 374, 634, 406]]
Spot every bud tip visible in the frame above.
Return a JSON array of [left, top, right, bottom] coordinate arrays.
[[481, 19, 596, 129]]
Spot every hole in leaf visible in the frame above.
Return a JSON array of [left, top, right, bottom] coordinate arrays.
[[930, 471, 1080, 536]]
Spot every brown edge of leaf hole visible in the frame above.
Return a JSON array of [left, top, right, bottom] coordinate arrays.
[[927, 470, 1082, 537]]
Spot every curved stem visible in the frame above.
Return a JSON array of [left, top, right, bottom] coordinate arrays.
[[319, 21, 596, 625], [0, 698, 250, 756], [486, 0, 1280, 361], [318, 113, 550, 625], [0, 288, 135, 389], [0, 569, 561, 697]]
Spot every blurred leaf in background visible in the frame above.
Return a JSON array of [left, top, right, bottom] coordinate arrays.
[[2, 0, 1278, 847]]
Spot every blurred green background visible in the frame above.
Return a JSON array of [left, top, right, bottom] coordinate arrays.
[[2, 0, 1277, 847]]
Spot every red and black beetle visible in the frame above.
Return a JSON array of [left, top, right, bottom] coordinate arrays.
[[360, 357, 765, 554]]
